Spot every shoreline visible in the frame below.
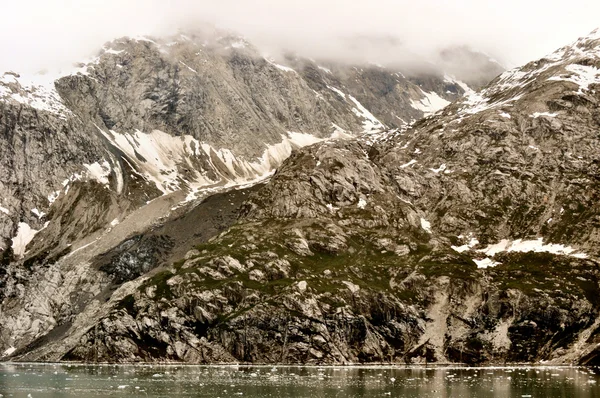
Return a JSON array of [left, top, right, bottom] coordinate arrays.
[[1, 361, 596, 369]]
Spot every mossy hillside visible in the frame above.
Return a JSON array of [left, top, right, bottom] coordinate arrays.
[[489, 251, 600, 306], [125, 217, 478, 321]]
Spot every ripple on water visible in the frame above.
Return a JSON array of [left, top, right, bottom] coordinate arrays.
[[0, 364, 599, 397]]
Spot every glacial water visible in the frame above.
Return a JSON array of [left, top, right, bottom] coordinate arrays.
[[0, 363, 599, 397]]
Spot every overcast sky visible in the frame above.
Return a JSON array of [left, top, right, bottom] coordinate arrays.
[[1, 0, 599, 74]]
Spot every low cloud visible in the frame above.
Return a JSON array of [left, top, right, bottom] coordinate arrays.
[[1, 0, 599, 74]]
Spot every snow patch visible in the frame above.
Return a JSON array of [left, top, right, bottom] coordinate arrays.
[[48, 191, 61, 204], [266, 59, 296, 73], [179, 61, 198, 73], [357, 198, 367, 209], [2, 347, 15, 357], [444, 75, 475, 96], [451, 237, 480, 253], [342, 281, 360, 294], [400, 159, 417, 168], [83, 161, 111, 185], [327, 85, 347, 99], [420, 218, 432, 234], [347, 94, 384, 133], [0, 206, 9, 215], [11, 222, 39, 257], [531, 112, 558, 118], [0, 72, 70, 117], [31, 208, 46, 218], [478, 238, 587, 259], [326, 203, 339, 212], [430, 164, 447, 173], [103, 48, 124, 55], [410, 90, 450, 116], [474, 258, 500, 269], [297, 280, 307, 292], [548, 64, 600, 94], [331, 123, 352, 139], [230, 40, 247, 49], [98, 126, 338, 202], [459, 90, 524, 116]]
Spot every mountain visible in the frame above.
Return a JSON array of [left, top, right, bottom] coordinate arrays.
[[0, 32, 487, 258], [0, 28, 565, 363]]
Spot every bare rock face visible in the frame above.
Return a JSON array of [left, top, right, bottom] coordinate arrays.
[[36, 29, 600, 366], [15, 27, 593, 365], [0, 31, 478, 256]]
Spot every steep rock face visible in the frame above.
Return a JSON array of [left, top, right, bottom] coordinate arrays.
[[0, 31, 498, 361], [37, 30, 600, 365]]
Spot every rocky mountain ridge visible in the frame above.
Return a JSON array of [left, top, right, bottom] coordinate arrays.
[[27, 28, 600, 366], [0, 31, 490, 260], [8, 28, 596, 366]]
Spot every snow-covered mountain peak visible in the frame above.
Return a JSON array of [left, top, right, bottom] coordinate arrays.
[[439, 28, 600, 119], [0, 71, 70, 116], [545, 27, 600, 62]]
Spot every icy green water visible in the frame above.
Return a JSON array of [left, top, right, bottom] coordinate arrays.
[[0, 363, 599, 397]]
